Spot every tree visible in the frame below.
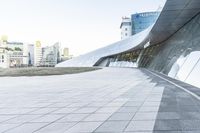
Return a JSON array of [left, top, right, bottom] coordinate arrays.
[[14, 47, 22, 51]]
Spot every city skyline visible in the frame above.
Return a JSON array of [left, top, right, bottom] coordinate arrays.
[[0, 0, 165, 56]]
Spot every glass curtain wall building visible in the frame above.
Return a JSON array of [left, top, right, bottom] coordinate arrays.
[[131, 12, 160, 35]]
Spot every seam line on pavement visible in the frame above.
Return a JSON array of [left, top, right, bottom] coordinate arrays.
[[144, 69, 200, 101]]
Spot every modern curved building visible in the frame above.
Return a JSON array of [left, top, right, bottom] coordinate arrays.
[[57, 0, 200, 88]]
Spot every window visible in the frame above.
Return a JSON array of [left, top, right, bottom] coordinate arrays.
[[2, 55, 4, 63], [125, 33, 128, 36], [125, 28, 127, 31]]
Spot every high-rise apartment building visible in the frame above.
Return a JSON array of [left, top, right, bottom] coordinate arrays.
[[63, 48, 69, 57], [34, 41, 42, 66]]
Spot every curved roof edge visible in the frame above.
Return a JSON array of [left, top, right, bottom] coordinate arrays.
[[149, 0, 200, 45], [56, 26, 152, 67]]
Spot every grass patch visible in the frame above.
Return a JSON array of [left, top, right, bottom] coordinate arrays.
[[0, 67, 101, 77]]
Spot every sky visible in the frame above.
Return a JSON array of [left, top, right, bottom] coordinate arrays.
[[0, 0, 166, 56]]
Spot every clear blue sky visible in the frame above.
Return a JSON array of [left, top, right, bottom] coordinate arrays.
[[0, 0, 166, 56]]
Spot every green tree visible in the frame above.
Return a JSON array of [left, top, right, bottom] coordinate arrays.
[[14, 47, 22, 51]]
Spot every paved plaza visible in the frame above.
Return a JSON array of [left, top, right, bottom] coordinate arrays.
[[0, 68, 200, 132]]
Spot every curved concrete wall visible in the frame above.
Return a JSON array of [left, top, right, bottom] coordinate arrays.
[[144, 13, 200, 88]]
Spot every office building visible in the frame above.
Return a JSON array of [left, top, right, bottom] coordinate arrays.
[[41, 43, 61, 67], [26, 44, 34, 66], [131, 12, 159, 35], [60, 47, 73, 62], [120, 17, 132, 40], [53, 42, 62, 63]]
